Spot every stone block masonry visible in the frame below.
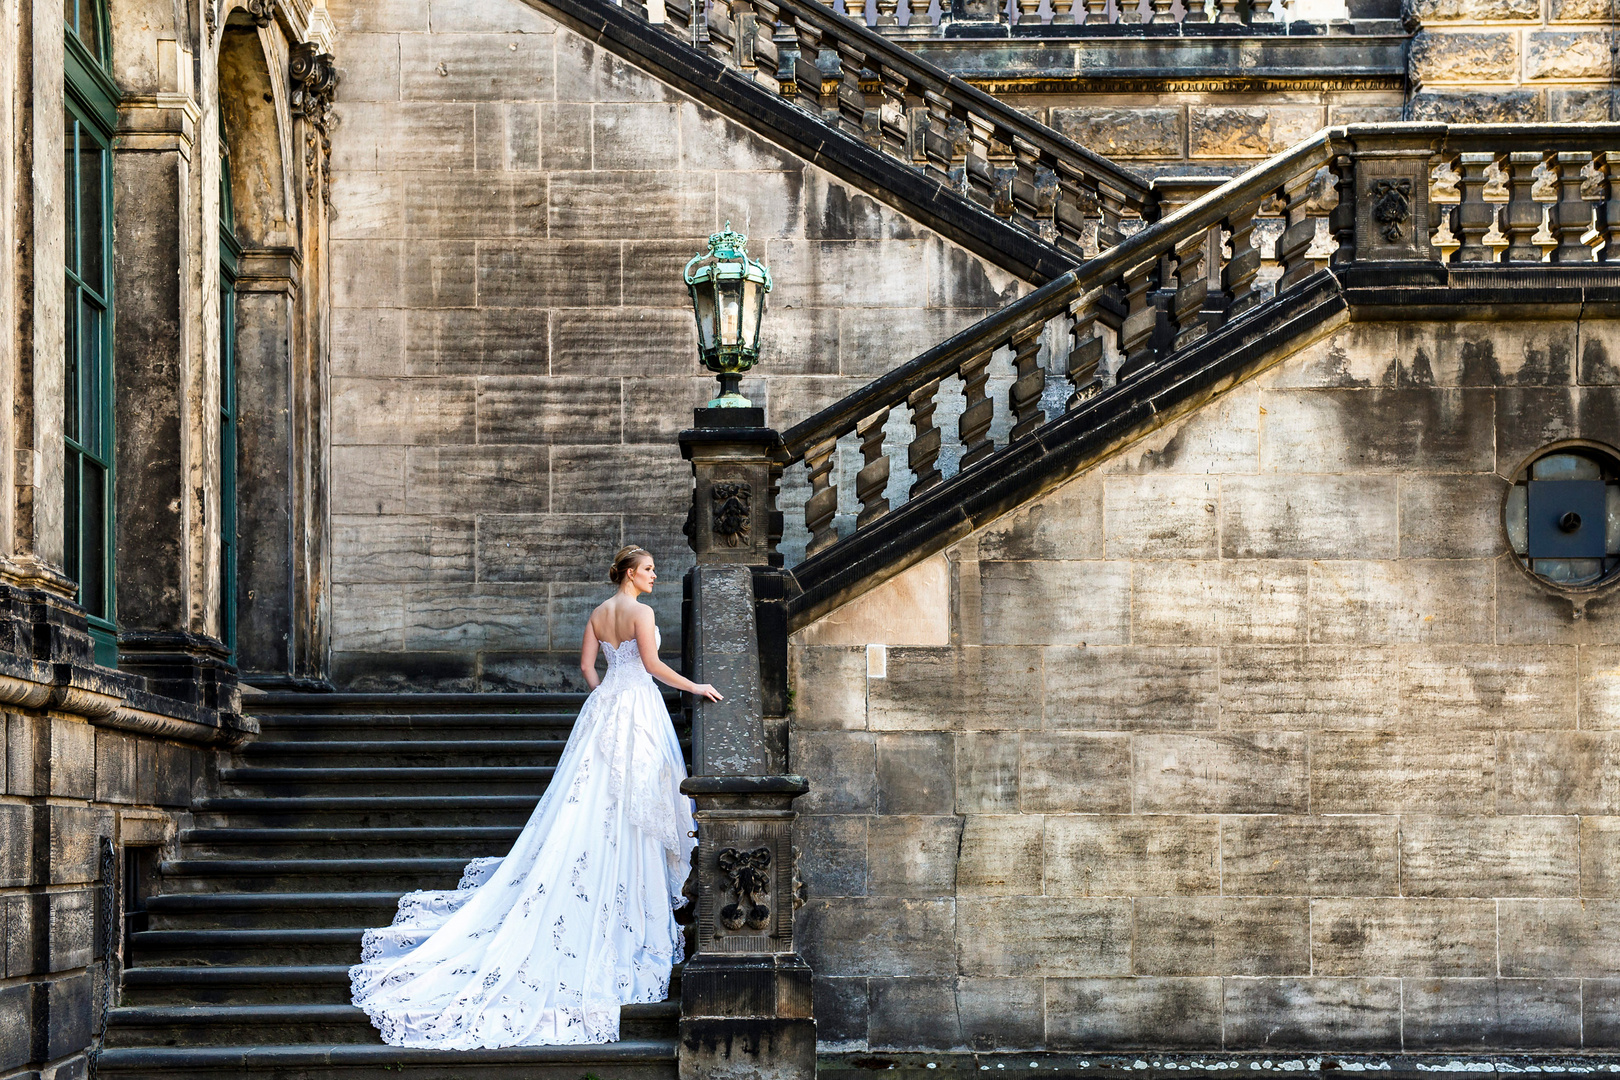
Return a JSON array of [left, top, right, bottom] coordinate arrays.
[[1406, 0, 1619, 122], [788, 317, 1620, 1052], [322, 0, 1025, 689]]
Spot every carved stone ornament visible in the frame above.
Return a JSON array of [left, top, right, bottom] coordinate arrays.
[[1430, 158, 1462, 204], [711, 481, 752, 548], [717, 846, 772, 932], [244, 0, 275, 27], [1531, 159, 1560, 203], [204, 0, 217, 42], [290, 43, 339, 202], [1373, 178, 1412, 242]]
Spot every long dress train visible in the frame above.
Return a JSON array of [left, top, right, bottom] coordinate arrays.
[[348, 630, 696, 1048]]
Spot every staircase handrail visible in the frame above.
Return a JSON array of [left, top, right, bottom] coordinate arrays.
[[643, 0, 1158, 252], [742, 0, 1155, 210], [766, 121, 1620, 566], [780, 129, 1337, 462]]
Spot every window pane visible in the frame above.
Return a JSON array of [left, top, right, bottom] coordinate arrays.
[[80, 300, 103, 458], [79, 136, 104, 291], [1532, 453, 1601, 481], [74, 0, 101, 62], [81, 461, 106, 618], [64, 450, 81, 586], [63, 113, 77, 277], [64, 282, 79, 443], [64, 0, 76, 35]]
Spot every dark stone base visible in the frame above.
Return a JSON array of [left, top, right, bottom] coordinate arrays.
[[816, 1052, 1620, 1080], [680, 953, 816, 1080]]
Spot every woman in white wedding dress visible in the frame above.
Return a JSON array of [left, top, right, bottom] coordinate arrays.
[[349, 545, 722, 1048]]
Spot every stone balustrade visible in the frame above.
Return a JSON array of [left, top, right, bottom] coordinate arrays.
[[759, 123, 1620, 575], [830, 0, 1291, 31], [623, 0, 1160, 255]]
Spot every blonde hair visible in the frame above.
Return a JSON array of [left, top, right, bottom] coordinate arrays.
[[609, 545, 652, 585]]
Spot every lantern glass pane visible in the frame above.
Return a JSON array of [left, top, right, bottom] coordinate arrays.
[[740, 279, 761, 351], [693, 287, 717, 350], [719, 280, 742, 345]]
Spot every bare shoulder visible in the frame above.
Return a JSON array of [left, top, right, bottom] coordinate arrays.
[[585, 597, 614, 633]]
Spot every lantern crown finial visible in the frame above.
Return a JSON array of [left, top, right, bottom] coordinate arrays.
[[684, 223, 773, 290]]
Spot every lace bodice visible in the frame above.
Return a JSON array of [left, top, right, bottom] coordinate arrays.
[[598, 628, 659, 686]]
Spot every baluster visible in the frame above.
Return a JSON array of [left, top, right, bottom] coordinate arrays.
[[907, 379, 944, 498], [1016, 0, 1040, 23], [1097, 189, 1125, 252], [1009, 324, 1046, 442], [1066, 289, 1106, 408], [857, 65, 884, 148], [1554, 152, 1588, 263], [1455, 153, 1496, 263], [1607, 152, 1620, 262], [1250, 0, 1278, 20], [876, 0, 901, 30], [855, 409, 892, 526], [773, 13, 801, 101], [1170, 225, 1210, 350], [730, 0, 757, 71], [835, 43, 869, 138], [1214, 0, 1240, 20], [1274, 164, 1337, 295], [1116, 260, 1157, 379], [958, 349, 995, 470], [904, 81, 929, 168], [988, 127, 1017, 219], [1223, 203, 1261, 320], [803, 436, 839, 557], [1084, 0, 1108, 21], [1052, 0, 1077, 23], [624, 0, 649, 23], [845, 0, 869, 21], [1525, 154, 1558, 262], [880, 68, 911, 160], [1506, 151, 1543, 263], [707, 0, 737, 62], [815, 39, 843, 129], [1117, 0, 1143, 24], [1183, 0, 1209, 22], [907, 0, 935, 27], [1479, 155, 1512, 263], [1148, 0, 1173, 24], [1580, 153, 1609, 262], [767, 462, 784, 566], [1428, 155, 1462, 264], [663, 0, 692, 35]]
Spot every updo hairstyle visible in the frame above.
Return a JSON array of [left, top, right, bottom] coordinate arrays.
[[609, 545, 652, 585]]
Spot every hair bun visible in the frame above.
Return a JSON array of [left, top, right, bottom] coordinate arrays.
[[609, 545, 651, 584]]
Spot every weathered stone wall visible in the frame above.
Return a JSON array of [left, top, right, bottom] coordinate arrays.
[[0, 711, 208, 1077], [789, 315, 1620, 1052], [322, 0, 1025, 689], [1406, 0, 1615, 121]]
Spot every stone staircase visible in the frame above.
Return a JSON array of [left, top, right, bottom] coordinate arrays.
[[97, 691, 687, 1080]]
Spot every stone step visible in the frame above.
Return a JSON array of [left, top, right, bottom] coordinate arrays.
[[104, 1000, 681, 1048], [129, 927, 372, 967], [158, 858, 470, 896], [218, 766, 555, 798], [119, 964, 684, 1008], [120, 965, 360, 1006], [145, 892, 409, 931], [176, 827, 523, 862], [240, 740, 571, 768], [192, 795, 540, 829], [94, 1039, 679, 1079], [249, 714, 581, 742], [248, 692, 597, 714]]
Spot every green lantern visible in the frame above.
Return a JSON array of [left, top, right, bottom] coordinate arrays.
[[684, 223, 773, 409]]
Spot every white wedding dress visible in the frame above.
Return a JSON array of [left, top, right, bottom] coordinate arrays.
[[349, 628, 696, 1048]]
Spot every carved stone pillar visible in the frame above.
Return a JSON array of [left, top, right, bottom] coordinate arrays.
[[678, 408, 813, 1080]]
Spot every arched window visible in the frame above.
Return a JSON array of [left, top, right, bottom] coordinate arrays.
[[219, 117, 240, 660], [64, 0, 118, 664]]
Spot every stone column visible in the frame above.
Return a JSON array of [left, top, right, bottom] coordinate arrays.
[[678, 407, 814, 1080]]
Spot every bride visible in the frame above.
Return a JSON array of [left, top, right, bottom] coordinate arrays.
[[349, 545, 722, 1048]]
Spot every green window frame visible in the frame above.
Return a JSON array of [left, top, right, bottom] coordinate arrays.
[[219, 119, 240, 661], [64, 0, 118, 667]]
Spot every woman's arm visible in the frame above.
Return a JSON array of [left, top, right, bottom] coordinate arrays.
[[635, 609, 723, 702], [579, 618, 601, 690]]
